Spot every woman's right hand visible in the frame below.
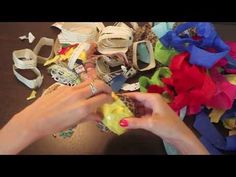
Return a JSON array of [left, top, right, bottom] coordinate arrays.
[[119, 92, 209, 155]]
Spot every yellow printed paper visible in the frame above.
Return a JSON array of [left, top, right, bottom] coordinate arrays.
[[222, 118, 236, 130], [209, 109, 225, 123], [44, 55, 60, 66], [79, 51, 87, 62], [26, 90, 37, 100], [44, 47, 87, 66], [229, 129, 236, 136], [100, 92, 134, 135], [225, 74, 236, 85]]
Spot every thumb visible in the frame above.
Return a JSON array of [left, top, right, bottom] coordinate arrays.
[[119, 117, 151, 130]]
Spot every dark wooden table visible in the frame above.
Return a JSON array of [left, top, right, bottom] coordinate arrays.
[[0, 22, 235, 154]]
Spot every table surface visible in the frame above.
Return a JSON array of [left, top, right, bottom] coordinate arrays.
[[0, 22, 235, 154]]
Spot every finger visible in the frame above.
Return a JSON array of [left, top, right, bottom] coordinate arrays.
[[72, 79, 93, 89], [119, 117, 152, 130], [75, 79, 112, 99], [73, 78, 102, 90], [122, 92, 159, 101], [83, 93, 113, 113], [85, 113, 102, 122]]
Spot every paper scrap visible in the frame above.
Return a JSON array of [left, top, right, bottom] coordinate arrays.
[[28, 32, 35, 43], [27, 90, 37, 100], [121, 83, 140, 91], [19, 32, 35, 43], [229, 129, 236, 136], [209, 109, 225, 123]]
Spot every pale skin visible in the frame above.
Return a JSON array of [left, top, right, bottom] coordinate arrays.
[[0, 80, 208, 154], [120, 92, 209, 155]]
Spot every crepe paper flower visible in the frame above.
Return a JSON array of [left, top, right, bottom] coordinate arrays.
[[154, 40, 179, 66], [205, 67, 236, 110], [147, 85, 164, 94], [222, 41, 236, 73], [139, 67, 171, 92], [162, 52, 217, 115], [226, 41, 236, 59], [159, 22, 230, 69], [58, 44, 78, 55]]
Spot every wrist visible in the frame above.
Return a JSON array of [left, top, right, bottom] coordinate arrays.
[[167, 128, 209, 155], [0, 114, 40, 154], [12, 113, 41, 143]]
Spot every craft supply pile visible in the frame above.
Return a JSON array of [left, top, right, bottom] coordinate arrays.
[[12, 22, 236, 154]]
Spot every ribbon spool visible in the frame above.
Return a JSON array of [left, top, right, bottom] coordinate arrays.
[[33, 37, 55, 64], [12, 49, 43, 89], [132, 40, 156, 71], [97, 26, 133, 54]]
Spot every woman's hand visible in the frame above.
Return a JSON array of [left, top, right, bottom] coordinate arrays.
[[119, 92, 209, 155], [0, 79, 112, 154]]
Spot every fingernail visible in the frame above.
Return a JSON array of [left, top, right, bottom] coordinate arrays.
[[119, 119, 128, 127], [95, 119, 101, 123]]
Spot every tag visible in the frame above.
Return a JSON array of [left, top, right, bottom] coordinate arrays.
[[109, 74, 128, 92], [74, 64, 86, 74]]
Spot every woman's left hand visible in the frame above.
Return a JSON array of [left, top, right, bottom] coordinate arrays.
[[0, 79, 112, 154]]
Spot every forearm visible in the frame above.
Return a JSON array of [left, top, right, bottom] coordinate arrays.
[[0, 114, 38, 154], [170, 129, 209, 155]]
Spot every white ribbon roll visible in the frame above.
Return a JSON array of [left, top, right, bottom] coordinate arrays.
[[67, 42, 90, 70], [97, 26, 133, 54], [12, 49, 37, 69], [132, 40, 156, 71], [12, 65, 43, 89], [33, 37, 54, 64]]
